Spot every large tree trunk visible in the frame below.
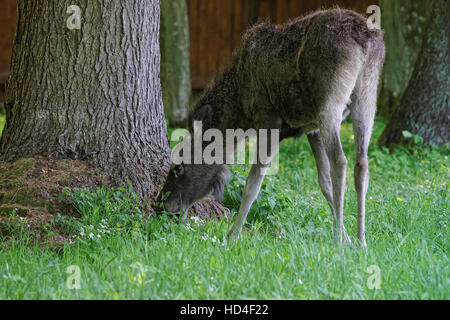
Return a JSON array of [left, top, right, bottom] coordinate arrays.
[[378, 0, 432, 119], [379, 0, 449, 147], [160, 0, 191, 128], [0, 0, 170, 200]]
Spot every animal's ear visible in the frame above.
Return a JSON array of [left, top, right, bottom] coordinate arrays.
[[173, 165, 185, 178], [212, 166, 230, 202], [191, 104, 212, 123]]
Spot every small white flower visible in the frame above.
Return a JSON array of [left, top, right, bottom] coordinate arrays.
[[191, 216, 205, 225], [89, 233, 94, 238]]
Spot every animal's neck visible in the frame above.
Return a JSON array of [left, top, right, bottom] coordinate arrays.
[[193, 67, 243, 132]]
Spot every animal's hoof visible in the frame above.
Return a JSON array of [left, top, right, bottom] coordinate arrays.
[[355, 236, 367, 250], [226, 229, 241, 244], [359, 240, 367, 249], [343, 231, 352, 246]]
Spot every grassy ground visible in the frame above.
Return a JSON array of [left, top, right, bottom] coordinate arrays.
[[0, 120, 448, 299]]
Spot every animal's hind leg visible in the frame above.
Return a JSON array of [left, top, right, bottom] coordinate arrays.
[[352, 116, 371, 248], [318, 47, 363, 245], [307, 132, 351, 244], [318, 116, 348, 246], [350, 74, 378, 248]]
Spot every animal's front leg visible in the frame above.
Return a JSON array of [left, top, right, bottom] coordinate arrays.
[[227, 127, 279, 243], [227, 163, 269, 243]]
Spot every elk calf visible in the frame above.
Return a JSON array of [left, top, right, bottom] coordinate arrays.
[[159, 8, 385, 247]]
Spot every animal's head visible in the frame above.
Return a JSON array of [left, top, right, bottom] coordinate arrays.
[[157, 163, 230, 214]]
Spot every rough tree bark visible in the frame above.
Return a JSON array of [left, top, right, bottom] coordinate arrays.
[[379, 0, 449, 147], [160, 0, 191, 128], [0, 0, 170, 200], [378, 0, 432, 119]]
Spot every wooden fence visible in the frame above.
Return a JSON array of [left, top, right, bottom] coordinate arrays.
[[188, 0, 378, 88]]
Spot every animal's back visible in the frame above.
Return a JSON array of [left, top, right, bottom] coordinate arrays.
[[236, 8, 384, 131]]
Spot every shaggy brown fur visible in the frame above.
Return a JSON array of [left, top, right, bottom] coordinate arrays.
[[161, 8, 385, 246], [190, 8, 383, 135]]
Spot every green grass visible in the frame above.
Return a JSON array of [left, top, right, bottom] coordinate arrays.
[[0, 120, 448, 299]]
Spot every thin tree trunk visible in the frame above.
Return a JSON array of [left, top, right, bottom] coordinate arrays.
[[160, 0, 191, 127], [378, 0, 432, 119], [379, 0, 450, 147], [0, 0, 170, 200]]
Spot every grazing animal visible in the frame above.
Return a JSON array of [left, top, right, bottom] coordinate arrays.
[[159, 8, 385, 247]]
